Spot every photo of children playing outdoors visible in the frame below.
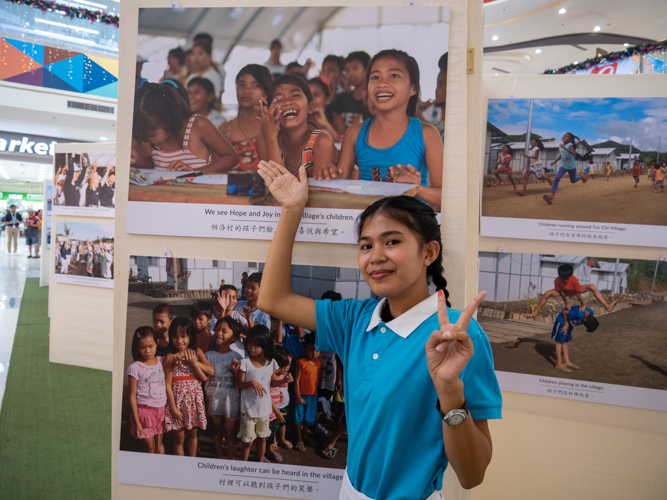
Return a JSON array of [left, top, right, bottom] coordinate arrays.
[[53, 221, 114, 288], [482, 98, 667, 247], [477, 251, 667, 409], [52, 152, 116, 216], [120, 256, 367, 471], [127, 6, 450, 241]]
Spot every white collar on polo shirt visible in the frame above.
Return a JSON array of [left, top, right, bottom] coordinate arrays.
[[366, 293, 438, 339]]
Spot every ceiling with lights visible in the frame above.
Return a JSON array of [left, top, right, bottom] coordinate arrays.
[[482, 0, 667, 74]]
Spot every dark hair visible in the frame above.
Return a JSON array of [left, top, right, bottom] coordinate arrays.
[[583, 313, 599, 332], [161, 78, 189, 105], [190, 300, 213, 319], [563, 132, 579, 146], [356, 196, 450, 307], [192, 40, 220, 74], [152, 303, 174, 319], [532, 137, 545, 150], [215, 316, 244, 340], [438, 52, 449, 72], [273, 345, 291, 368], [270, 39, 283, 49], [131, 326, 158, 361], [247, 272, 263, 285], [286, 61, 304, 73], [9, 204, 15, 208], [168, 47, 186, 66], [193, 33, 213, 45], [236, 64, 273, 96], [321, 290, 342, 301], [167, 317, 197, 353], [557, 264, 574, 281], [303, 333, 316, 349], [246, 325, 274, 361], [367, 49, 421, 118], [187, 76, 216, 111], [345, 51, 371, 69], [220, 284, 239, 294], [133, 83, 194, 146], [268, 74, 313, 106], [308, 77, 330, 98], [323, 54, 345, 73]]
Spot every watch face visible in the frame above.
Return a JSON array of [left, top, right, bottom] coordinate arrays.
[[447, 412, 466, 426]]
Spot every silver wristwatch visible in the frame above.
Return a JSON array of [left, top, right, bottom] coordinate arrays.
[[436, 399, 469, 426]]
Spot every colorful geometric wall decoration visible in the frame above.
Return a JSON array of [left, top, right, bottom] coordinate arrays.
[[0, 37, 118, 98]]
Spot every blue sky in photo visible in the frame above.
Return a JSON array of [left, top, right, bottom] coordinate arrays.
[[488, 98, 667, 151], [55, 221, 114, 241]]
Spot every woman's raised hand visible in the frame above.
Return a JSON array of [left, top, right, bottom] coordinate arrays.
[[425, 290, 487, 391], [258, 160, 309, 210]]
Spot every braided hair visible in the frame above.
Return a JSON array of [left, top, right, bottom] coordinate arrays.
[[355, 196, 451, 308]]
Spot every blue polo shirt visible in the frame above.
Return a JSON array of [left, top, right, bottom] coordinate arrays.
[[316, 293, 502, 500]]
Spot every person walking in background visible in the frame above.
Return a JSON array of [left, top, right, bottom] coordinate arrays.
[[3, 205, 22, 253], [24, 209, 40, 258]]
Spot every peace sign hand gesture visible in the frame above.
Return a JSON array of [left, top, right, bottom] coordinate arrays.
[[426, 290, 487, 391]]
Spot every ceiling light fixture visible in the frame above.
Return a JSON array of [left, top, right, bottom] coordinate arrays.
[[559, 8, 566, 14], [492, 35, 498, 41], [594, 26, 601, 32], [100, 136, 108, 141], [535, 48, 542, 54]]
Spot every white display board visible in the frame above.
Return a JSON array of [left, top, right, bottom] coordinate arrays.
[[49, 142, 116, 372], [40, 179, 53, 287]]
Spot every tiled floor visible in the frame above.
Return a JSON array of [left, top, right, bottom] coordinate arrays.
[[0, 234, 41, 412]]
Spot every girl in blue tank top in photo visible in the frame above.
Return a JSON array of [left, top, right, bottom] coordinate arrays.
[[316, 50, 444, 210]]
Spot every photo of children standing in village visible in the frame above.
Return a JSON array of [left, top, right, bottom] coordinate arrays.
[[53, 221, 114, 288], [482, 98, 667, 247], [126, 6, 450, 242], [477, 251, 667, 409], [120, 256, 368, 471]]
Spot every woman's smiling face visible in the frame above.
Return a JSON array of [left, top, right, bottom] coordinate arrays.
[[357, 213, 433, 299], [272, 83, 312, 129]]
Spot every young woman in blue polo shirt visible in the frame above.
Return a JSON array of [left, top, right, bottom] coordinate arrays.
[[257, 160, 502, 500]]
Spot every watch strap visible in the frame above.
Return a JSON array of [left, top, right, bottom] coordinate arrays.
[[436, 398, 469, 423]]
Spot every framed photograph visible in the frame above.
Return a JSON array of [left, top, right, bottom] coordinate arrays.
[[119, 256, 377, 498], [126, 5, 450, 244], [53, 221, 114, 288], [481, 97, 667, 248], [478, 251, 667, 412]]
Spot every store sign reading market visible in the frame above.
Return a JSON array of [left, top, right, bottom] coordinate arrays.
[[0, 132, 58, 157]]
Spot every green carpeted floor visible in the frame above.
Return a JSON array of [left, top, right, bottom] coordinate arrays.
[[0, 279, 111, 499]]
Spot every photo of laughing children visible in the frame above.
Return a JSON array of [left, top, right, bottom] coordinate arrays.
[[293, 334, 321, 452], [526, 264, 619, 319], [132, 83, 239, 174], [127, 327, 167, 454], [204, 316, 245, 460], [163, 317, 214, 456], [235, 325, 279, 462]]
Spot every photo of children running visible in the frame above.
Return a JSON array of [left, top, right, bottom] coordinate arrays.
[[482, 97, 667, 242]]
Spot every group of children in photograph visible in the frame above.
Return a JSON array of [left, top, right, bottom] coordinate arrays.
[[126, 272, 346, 463], [131, 33, 448, 209], [53, 153, 116, 208], [55, 237, 114, 279], [492, 134, 667, 201]]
